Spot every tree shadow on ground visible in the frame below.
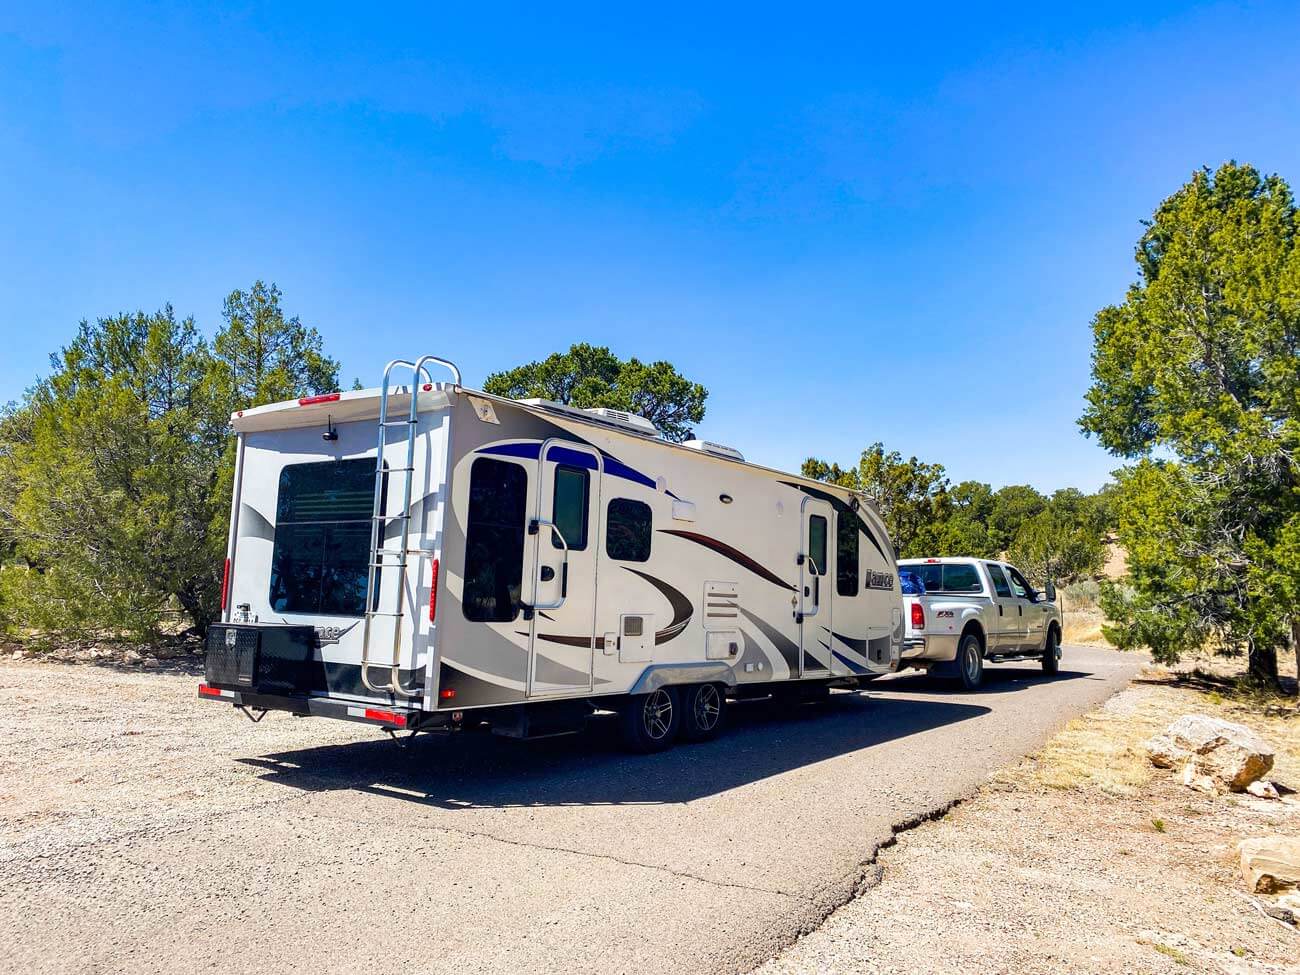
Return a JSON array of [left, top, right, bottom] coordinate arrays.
[[239, 691, 991, 809]]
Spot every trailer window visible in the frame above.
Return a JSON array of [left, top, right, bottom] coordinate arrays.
[[463, 458, 528, 622], [836, 515, 859, 597], [606, 498, 651, 562], [551, 465, 589, 551], [808, 515, 828, 577], [269, 459, 379, 617], [907, 562, 983, 595]]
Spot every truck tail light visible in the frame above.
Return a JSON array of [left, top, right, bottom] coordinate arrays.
[[428, 558, 439, 622], [910, 602, 925, 629], [220, 558, 231, 611]]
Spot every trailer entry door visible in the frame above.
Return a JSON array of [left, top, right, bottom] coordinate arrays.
[[798, 497, 834, 677], [526, 441, 602, 696]]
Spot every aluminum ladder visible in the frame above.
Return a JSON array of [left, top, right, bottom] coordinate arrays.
[[360, 355, 461, 697]]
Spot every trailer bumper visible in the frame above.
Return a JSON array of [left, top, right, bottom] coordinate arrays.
[[197, 683, 431, 730]]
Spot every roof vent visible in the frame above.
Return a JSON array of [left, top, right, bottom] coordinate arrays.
[[582, 407, 660, 437], [517, 398, 660, 437], [683, 439, 745, 462]]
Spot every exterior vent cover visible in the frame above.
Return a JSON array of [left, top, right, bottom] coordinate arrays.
[[582, 407, 660, 437], [683, 439, 745, 462]]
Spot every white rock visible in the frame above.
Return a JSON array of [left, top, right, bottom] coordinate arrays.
[[1245, 779, 1281, 800], [1239, 836, 1300, 894], [1145, 714, 1274, 792]]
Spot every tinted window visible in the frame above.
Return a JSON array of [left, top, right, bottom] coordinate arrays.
[[907, 562, 983, 594], [463, 458, 528, 622], [986, 563, 1013, 598], [836, 515, 859, 597], [606, 498, 651, 562], [808, 515, 828, 576], [1006, 566, 1031, 599], [269, 459, 378, 617], [551, 465, 589, 551]]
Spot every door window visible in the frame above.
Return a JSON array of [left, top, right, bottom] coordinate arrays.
[[808, 515, 828, 576], [269, 458, 378, 617], [1006, 566, 1031, 599], [463, 457, 528, 622], [551, 465, 589, 551], [606, 498, 652, 562], [986, 563, 1013, 598], [836, 515, 859, 596]]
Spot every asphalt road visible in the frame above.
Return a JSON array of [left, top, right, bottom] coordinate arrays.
[[0, 645, 1140, 975]]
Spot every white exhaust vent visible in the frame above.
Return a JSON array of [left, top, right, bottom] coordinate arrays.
[[682, 439, 745, 462]]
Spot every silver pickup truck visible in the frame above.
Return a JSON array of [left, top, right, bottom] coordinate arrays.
[[897, 557, 1062, 689]]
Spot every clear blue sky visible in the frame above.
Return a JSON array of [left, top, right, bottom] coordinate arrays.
[[3, 2, 1299, 493]]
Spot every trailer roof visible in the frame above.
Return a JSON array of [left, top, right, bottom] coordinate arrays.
[[231, 383, 881, 516]]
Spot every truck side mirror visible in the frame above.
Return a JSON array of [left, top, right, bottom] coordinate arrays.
[[1044, 581, 1057, 602]]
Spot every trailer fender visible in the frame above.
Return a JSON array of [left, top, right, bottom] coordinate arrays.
[[629, 662, 738, 695]]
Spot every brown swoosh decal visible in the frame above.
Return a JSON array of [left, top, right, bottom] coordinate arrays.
[[658, 529, 796, 591], [522, 568, 693, 648]]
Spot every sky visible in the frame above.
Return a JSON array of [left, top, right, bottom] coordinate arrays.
[[3, 1, 1299, 493]]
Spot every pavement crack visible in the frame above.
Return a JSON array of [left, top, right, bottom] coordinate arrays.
[[310, 808, 811, 902]]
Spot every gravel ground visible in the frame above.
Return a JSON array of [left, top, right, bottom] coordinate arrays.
[[754, 684, 1300, 975], [0, 647, 1138, 975]]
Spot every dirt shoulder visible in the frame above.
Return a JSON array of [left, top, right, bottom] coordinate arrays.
[[755, 668, 1300, 975]]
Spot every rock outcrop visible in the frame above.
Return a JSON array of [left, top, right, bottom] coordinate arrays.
[[1145, 714, 1274, 793]]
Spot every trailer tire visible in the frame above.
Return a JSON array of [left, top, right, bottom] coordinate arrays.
[[619, 687, 681, 753], [956, 632, 984, 690], [1041, 627, 1061, 676], [680, 683, 726, 742]]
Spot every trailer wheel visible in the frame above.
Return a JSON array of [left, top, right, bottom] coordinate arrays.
[[619, 687, 681, 753], [680, 683, 726, 742], [1041, 627, 1061, 676], [956, 633, 984, 690]]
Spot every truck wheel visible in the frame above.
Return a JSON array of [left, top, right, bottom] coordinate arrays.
[[619, 687, 681, 753], [680, 683, 726, 742], [1041, 628, 1061, 675], [956, 633, 984, 690]]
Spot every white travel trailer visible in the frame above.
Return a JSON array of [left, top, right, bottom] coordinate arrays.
[[200, 357, 904, 750]]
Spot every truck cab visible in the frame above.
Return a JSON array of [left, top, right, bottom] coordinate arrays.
[[897, 557, 1062, 689]]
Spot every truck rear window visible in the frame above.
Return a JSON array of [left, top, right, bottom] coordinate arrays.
[[268, 459, 379, 617], [906, 563, 983, 594]]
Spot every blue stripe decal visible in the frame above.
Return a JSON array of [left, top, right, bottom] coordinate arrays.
[[477, 442, 658, 491], [545, 445, 599, 470], [478, 442, 541, 460], [832, 650, 868, 674], [600, 451, 657, 489]]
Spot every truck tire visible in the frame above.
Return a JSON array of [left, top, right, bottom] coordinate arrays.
[[1041, 628, 1061, 675], [956, 633, 984, 690], [619, 687, 681, 753], [680, 683, 726, 742]]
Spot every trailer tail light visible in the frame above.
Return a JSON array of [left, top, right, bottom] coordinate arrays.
[[298, 392, 341, 406], [910, 602, 925, 629], [363, 707, 407, 727], [428, 558, 439, 622], [220, 558, 231, 611]]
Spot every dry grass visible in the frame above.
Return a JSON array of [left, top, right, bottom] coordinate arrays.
[[998, 663, 1300, 796]]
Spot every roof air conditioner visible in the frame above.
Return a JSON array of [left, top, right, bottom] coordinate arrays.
[[682, 439, 745, 462]]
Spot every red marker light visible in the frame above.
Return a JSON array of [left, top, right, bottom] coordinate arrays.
[[298, 392, 341, 406], [363, 708, 407, 727], [422, 383, 432, 391], [439, 688, 456, 700]]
